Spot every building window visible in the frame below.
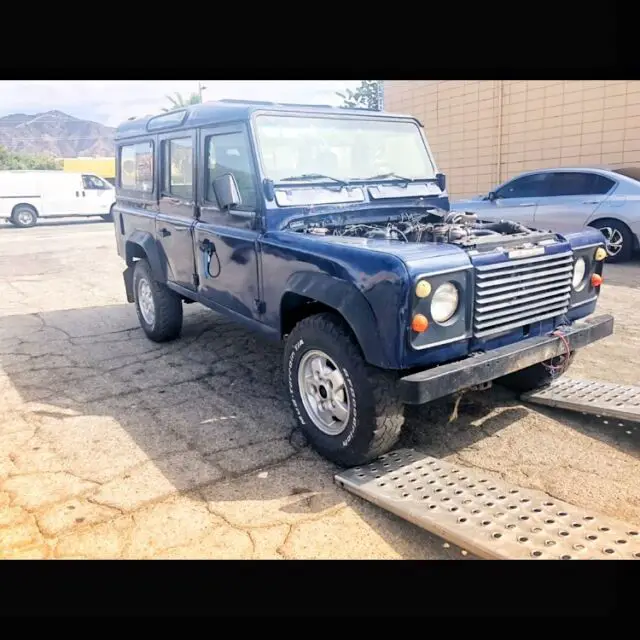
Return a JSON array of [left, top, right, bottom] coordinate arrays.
[[162, 137, 194, 200], [119, 142, 154, 193]]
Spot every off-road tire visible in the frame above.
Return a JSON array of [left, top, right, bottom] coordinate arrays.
[[497, 351, 575, 393], [590, 219, 633, 263], [133, 259, 183, 342], [284, 312, 405, 467], [11, 205, 38, 228]]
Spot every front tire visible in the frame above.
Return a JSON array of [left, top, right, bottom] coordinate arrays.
[[284, 312, 405, 467], [11, 205, 37, 228], [497, 351, 575, 393], [590, 219, 633, 263], [133, 259, 183, 342]]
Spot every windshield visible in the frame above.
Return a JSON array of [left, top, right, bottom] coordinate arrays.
[[254, 114, 436, 184]]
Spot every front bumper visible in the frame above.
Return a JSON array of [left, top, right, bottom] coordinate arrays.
[[398, 314, 614, 405]]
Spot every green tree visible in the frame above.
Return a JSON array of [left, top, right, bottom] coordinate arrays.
[[0, 146, 60, 170], [337, 80, 382, 110], [162, 91, 202, 112]]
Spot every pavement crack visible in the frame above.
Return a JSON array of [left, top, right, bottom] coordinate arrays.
[[276, 524, 294, 558]]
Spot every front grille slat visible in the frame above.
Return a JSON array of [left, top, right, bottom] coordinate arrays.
[[475, 297, 570, 328], [476, 264, 573, 288], [476, 272, 571, 297], [473, 251, 573, 338], [476, 286, 572, 313], [475, 256, 573, 279]]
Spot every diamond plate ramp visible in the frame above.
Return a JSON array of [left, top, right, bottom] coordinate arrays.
[[522, 378, 640, 423], [335, 449, 640, 560]]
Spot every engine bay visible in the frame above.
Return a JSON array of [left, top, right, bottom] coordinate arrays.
[[290, 208, 558, 252]]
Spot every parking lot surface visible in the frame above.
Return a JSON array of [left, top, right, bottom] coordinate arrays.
[[0, 220, 639, 559]]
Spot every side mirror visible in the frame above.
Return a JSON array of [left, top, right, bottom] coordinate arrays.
[[487, 191, 497, 201], [213, 173, 242, 210], [436, 172, 446, 192], [262, 178, 275, 202]]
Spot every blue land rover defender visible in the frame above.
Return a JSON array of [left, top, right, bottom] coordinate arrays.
[[113, 100, 614, 466]]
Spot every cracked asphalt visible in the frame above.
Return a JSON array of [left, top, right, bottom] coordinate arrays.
[[0, 219, 639, 559]]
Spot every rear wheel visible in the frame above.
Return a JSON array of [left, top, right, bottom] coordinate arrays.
[[590, 219, 633, 263], [133, 259, 183, 342], [11, 205, 37, 228], [284, 312, 405, 466]]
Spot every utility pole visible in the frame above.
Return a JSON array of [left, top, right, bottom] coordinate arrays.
[[198, 82, 207, 102]]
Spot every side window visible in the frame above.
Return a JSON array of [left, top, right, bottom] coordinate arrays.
[[82, 174, 109, 190], [546, 172, 596, 197], [495, 173, 549, 199], [587, 174, 615, 195], [162, 137, 193, 200], [119, 142, 154, 193], [206, 131, 257, 209]]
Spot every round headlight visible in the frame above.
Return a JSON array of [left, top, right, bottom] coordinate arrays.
[[431, 282, 459, 324], [572, 257, 587, 291]]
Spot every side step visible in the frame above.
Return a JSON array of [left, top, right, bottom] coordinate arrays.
[[335, 449, 640, 560], [522, 377, 640, 423]]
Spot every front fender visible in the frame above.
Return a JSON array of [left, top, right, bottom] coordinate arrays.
[[125, 230, 166, 283], [283, 271, 395, 369]]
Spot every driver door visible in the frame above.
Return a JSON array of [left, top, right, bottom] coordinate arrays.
[[81, 174, 114, 216], [193, 123, 262, 321]]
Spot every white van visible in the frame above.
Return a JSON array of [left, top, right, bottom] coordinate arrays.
[[0, 170, 116, 228]]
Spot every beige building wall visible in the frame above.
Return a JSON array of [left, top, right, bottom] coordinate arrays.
[[384, 80, 640, 198]]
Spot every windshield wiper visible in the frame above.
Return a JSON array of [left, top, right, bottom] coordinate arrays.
[[278, 173, 349, 187], [361, 172, 415, 183]]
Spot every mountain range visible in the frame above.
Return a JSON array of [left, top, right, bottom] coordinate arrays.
[[0, 110, 115, 158]]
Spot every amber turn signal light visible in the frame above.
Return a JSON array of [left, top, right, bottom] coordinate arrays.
[[411, 314, 429, 333], [591, 273, 603, 287], [594, 247, 607, 261]]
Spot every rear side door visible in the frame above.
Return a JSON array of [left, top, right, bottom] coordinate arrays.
[[156, 132, 198, 290], [533, 171, 616, 234], [193, 123, 262, 320], [485, 172, 550, 225]]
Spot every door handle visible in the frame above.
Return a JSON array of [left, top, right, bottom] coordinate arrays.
[[160, 228, 171, 237], [519, 203, 535, 207], [582, 200, 598, 205], [75, 191, 79, 197], [82, 191, 86, 197]]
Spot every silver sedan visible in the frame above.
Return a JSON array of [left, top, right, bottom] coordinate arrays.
[[450, 166, 640, 262]]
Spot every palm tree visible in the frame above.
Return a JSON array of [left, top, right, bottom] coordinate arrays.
[[162, 91, 202, 112]]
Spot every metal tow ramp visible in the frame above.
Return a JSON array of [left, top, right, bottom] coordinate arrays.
[[335, 448, 640, 560], [522, 377, 640, 424]]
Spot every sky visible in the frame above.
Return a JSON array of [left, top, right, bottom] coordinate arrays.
[[0, 80, 362, 127]]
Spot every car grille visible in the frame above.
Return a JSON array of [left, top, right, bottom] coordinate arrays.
[[473, 251, 574, 339]]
